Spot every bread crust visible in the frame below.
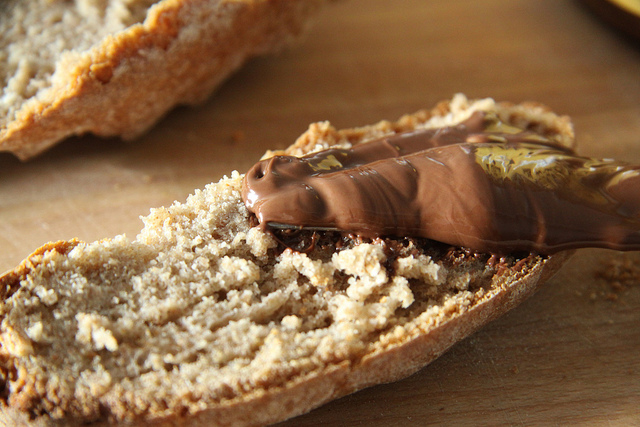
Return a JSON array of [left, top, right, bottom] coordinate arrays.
[[0, 0, 326, 160], [0, 95, 575, 425]]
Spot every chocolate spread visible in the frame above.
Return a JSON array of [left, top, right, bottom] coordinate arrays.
[[242, 112, 640, 254]]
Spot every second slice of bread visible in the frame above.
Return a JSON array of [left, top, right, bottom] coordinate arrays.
[[0, 0, 328, 159]]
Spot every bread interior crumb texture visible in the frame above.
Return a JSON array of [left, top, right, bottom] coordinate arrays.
[[0, 0, 159, 129]]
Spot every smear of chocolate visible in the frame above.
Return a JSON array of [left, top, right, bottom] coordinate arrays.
[[243, 112, 640, 254]]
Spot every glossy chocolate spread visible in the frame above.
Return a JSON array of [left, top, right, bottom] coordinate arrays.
[[242, 112, 640, 254]]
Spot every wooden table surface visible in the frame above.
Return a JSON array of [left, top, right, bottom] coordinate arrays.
[[2, 0, 640, 425]]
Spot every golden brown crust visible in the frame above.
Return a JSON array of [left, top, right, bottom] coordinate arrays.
[[0, 0, 326, 160], [0, 95, 574, 425]]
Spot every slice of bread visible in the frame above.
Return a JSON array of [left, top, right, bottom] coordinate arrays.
[[0, 94, 574, 426], [0, 0, 327, 160]]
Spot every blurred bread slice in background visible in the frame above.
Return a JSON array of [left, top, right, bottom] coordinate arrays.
[[0, 0, 328, 160]]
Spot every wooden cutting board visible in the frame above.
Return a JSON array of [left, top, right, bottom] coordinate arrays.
[[1, 0, 639, 424]]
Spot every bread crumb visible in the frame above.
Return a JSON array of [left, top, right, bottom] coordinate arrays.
[[281, 315, 302, 329], [76, 313, 119, 352], [333, 244, 389, 302], [1, 326, 35, 357], [26, 321, 44, 342], [396, 254, 442, 285], [597, 255, 640, 290], [590, 254, 640, 302]]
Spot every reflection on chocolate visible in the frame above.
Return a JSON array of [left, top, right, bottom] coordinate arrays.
[[242, 112, 640, 254]]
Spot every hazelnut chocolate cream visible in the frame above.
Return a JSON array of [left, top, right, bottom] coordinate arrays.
[[242, 112, 640, 255]]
